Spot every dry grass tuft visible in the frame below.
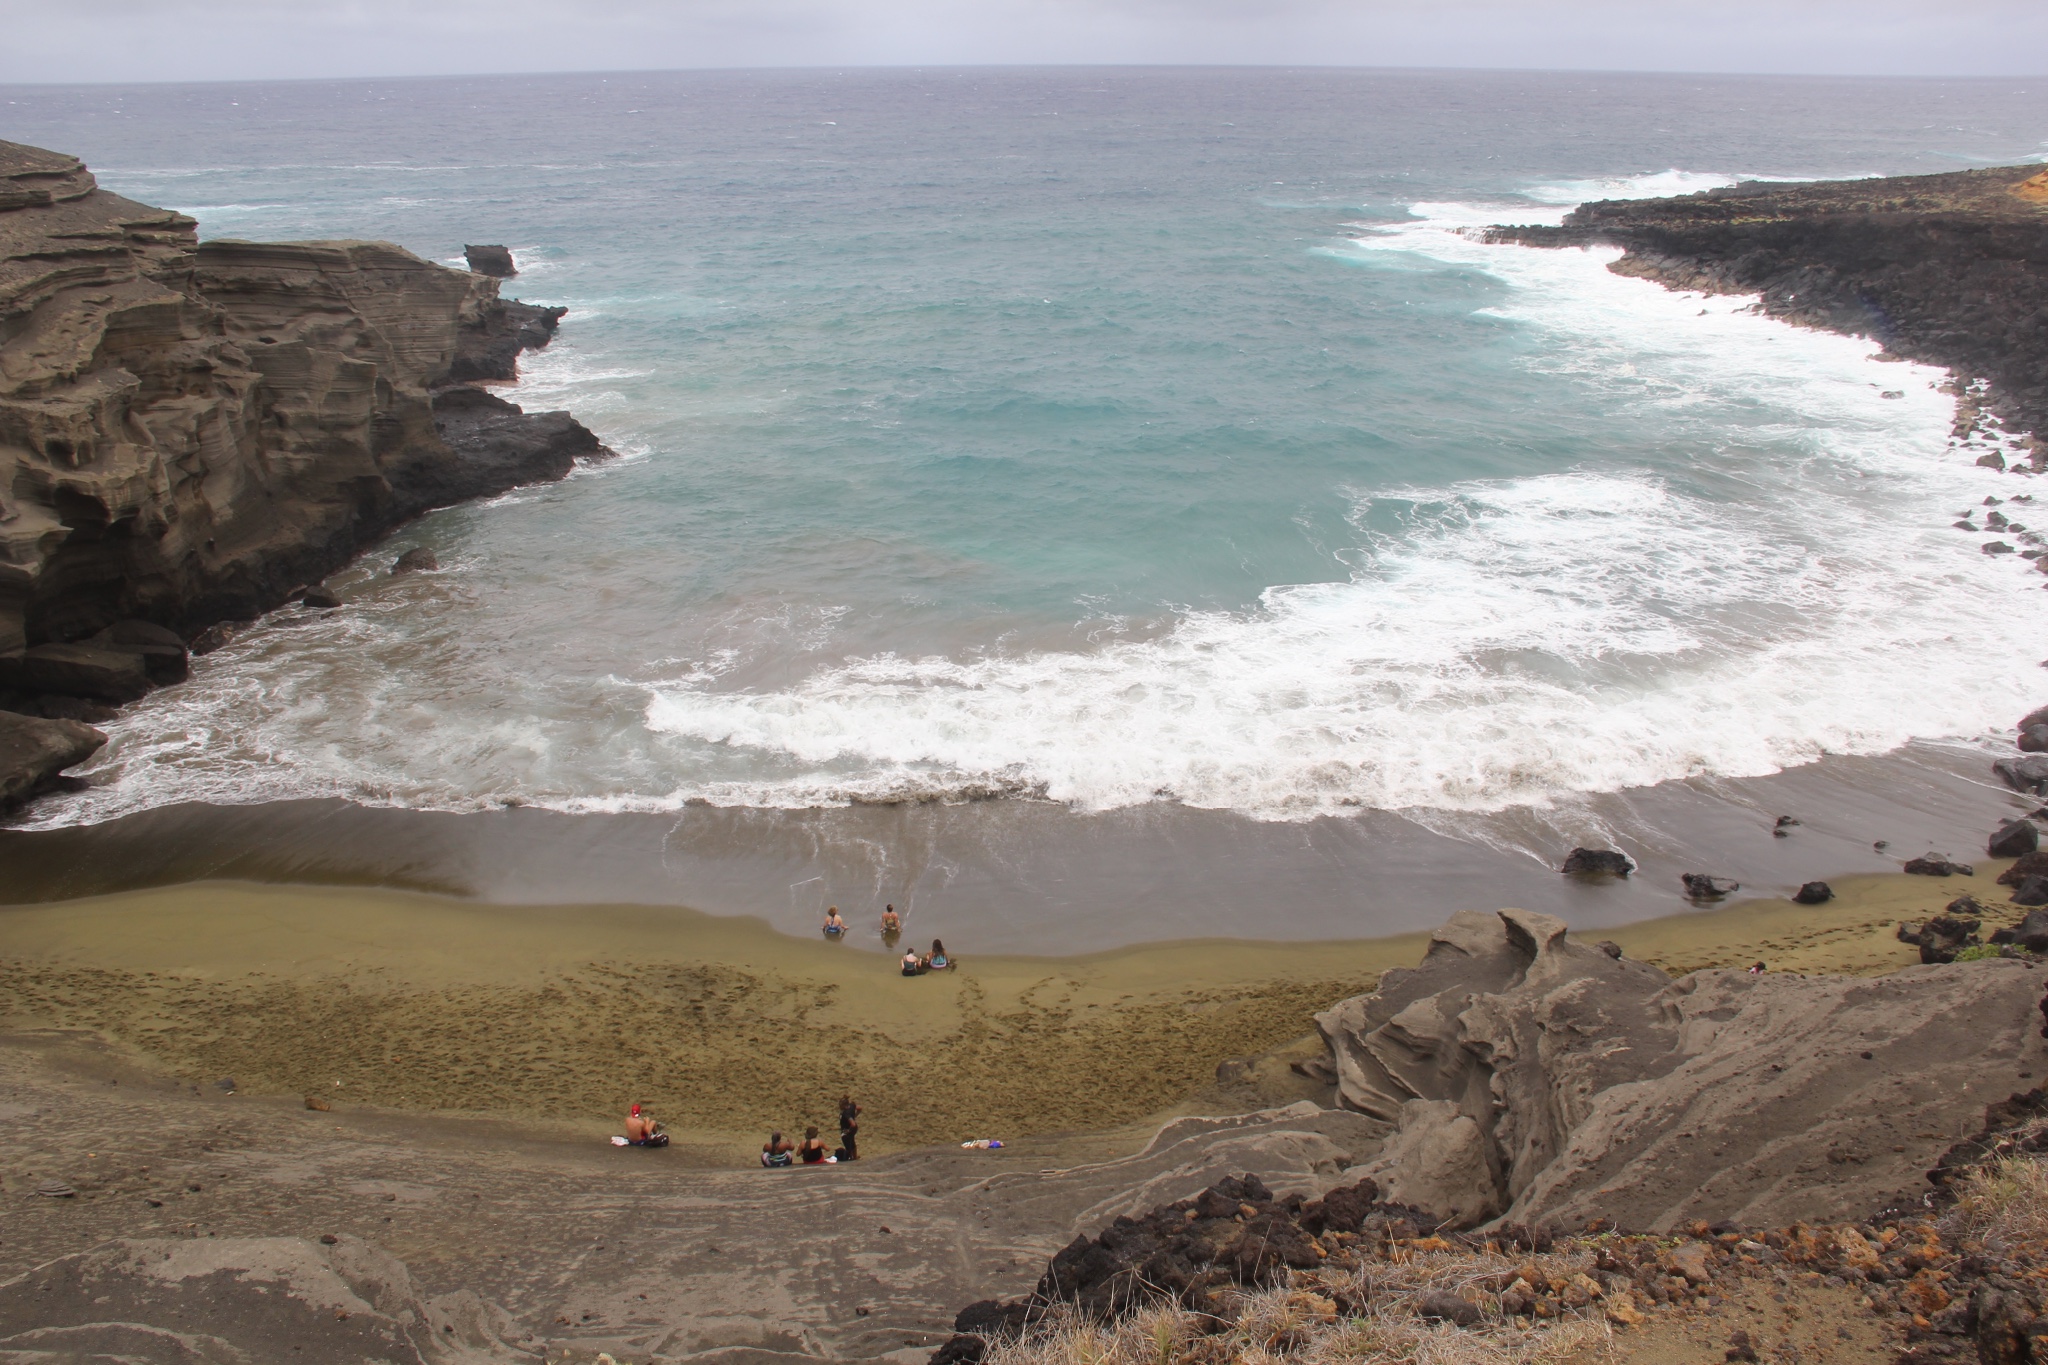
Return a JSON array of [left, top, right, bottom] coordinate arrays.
[[1946, 1148, 2048, 1255], [979, 1244, 1614, 1365]]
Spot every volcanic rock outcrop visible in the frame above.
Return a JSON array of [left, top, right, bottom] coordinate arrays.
[[0, 138, 608, 805], [0, 1234, 517, 1365], [1313, 908, 2047, 1231], [1489, 165, 2048, 445]]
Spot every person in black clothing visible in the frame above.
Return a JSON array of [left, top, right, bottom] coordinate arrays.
[[836, 1094, 861, 1161]]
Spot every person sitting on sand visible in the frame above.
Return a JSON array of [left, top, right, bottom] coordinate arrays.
[[624, 1103, 668, 1146], [762, 1131, 795, 1167], [881, 904, 901, 938], [824, 906, 847, 936], [799, 1126, 831, 1164], [901, 947, 923, 976], [927, 938, 953, 970]]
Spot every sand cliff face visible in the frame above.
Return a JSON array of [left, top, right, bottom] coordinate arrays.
[[1491, 164, 2048, 448], [0, 138, 601, 657]]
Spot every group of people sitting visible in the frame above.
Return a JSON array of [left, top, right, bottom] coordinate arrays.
[[819, 903, 956, 977], [901, 938, 952, 975], [762, 1095, 861, 1167]]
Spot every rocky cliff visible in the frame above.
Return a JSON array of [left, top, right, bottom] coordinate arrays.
[[1314, 908, 2046, 1232], [1490, 164, 2048, 450], [0, 139, 608, 806]]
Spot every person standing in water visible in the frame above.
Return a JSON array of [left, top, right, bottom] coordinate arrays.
[[880, 904, 901, 940], [824, 907, 847, 936]]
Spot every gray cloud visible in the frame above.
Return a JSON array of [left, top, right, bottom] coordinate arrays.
[[0, 0, 2042, 83]]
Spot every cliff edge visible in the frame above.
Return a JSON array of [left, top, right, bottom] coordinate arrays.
[[0, 139, 608, 807], [1490, 164, 2048, 452]]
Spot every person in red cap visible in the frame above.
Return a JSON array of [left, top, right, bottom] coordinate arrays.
[[624, 1103, 667, 1147]]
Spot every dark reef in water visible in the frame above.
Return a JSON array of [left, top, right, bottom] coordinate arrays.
[[1490, 164, 2048, 454], [0, 139, 611, 810]]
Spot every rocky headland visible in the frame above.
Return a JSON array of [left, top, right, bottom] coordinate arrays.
[[1488, 163, 2048, 459], [0, 139, 608, 810]]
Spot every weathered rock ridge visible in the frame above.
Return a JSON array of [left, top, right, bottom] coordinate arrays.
[[0, 138, 605, 658], [1314, 908, 2047, 1232], [1489, 164, 2048, 446], [0, 138, 608, 807]]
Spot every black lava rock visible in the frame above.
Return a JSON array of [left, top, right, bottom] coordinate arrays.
[[1561, 848, 1634, 877], [1990, 818, 2041, 859]]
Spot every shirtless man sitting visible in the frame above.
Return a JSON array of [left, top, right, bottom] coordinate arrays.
[[624, 1103, 668, 1146]]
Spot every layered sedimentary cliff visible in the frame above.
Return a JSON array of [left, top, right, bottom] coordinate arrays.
[[0, 139, 607, 806], [1491, 164, 2048, 449], [1314, 908, 2044, 1232]]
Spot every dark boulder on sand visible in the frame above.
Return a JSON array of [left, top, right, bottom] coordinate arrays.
[[1898, 913, 1982, 964], [2012, 908, 2048, 952], [1991, 818, 2041, 859], [2000, 852, 2048, 886], [1561, 848, 1633, 877], [2014, 876, 2048, 908], [1903, 854, 1974, 877], [1793, 881, 1833, 904]]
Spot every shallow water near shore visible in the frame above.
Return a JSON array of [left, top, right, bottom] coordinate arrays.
[[4, 70, 2048, 934]]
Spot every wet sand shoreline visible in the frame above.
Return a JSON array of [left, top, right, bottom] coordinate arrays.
[[0, 734, 2029, 954]]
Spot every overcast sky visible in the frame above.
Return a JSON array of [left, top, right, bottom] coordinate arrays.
[[1, 0, 2043, 85]]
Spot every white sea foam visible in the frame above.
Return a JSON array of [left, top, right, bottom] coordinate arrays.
[[620, 196, 2048, 820], [21, 173, 2047, 830]]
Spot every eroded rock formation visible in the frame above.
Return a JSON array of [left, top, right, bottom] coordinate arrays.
[[1315, 908, 2048, 1231], [0, 138, 608, 804]]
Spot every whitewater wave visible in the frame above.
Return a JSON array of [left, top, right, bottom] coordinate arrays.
[[20, 169, 2046, 830]]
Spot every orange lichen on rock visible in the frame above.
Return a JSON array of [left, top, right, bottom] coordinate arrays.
[[2011, 168, 2048, 203]]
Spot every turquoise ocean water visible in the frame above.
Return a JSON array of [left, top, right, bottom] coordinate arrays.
[[6, 69, 2048, 938]]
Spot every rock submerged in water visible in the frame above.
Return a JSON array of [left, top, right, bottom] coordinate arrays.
[[1990, 818, 2040, 859], [1792, 880, 1833, 904], [0, 710, 106, 810], [1560, 847, 1633, 877], [392, 548, 439, 574], [1996, 754, 2048, 794], [1680, 873, 1739, 900]]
